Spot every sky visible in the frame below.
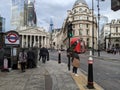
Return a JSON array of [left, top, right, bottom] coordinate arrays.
[[0, 0, 120, 32]]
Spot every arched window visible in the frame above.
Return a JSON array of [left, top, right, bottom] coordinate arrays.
[[79, 29, 82, 35], [79, 24, 82, 28], [79, 8, 82, 12], [74, 9, 77, 13], [87, 38, 89, 48], [79, 16, 82, 20]]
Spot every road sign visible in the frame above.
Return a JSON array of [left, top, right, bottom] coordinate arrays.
[[5, 31, 20, 45]]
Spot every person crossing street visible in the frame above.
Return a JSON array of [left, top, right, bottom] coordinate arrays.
[[39, 46, 49, 63]]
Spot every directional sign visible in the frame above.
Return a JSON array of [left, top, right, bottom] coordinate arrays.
[[5, 31, 20, 45]]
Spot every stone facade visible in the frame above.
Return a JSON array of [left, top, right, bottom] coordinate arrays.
[[101, 19, 120, 50], [62, 0, 97, 49], [17, 26, 50, 48], [52, 28, 64, 50]]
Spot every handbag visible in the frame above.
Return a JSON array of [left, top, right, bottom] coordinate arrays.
[[72, 58, 80, 68]]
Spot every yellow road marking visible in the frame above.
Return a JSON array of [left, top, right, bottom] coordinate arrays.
[[71, 72, 104, 90]]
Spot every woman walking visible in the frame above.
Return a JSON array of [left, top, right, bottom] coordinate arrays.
[[19, 49, 27, 72], [67, 49, 80, 76], [71, 51, 80, 76]]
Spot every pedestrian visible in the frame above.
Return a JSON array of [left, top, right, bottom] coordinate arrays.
[[19, 49, 27, 72], [67, 49, 80, 76], [27, 48, 35, 68], [39, 47, 43, 61], [119, 47, 120, 55], [0, 47, 5, 69], [114, 48, 116, 55], [39, 46, 49, 63], [71, 51, 80, 76]]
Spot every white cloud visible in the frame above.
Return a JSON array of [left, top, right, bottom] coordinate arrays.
[[35, 0, 74, 31], [0, 0, 120, 32]]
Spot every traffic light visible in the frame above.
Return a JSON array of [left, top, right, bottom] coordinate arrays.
[[67, 23, 73, 38], [111, 0, 120, 11]]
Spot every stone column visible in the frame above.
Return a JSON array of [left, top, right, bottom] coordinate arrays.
[[34, 35, 36, 47], [41, 36, 43, 47], [38, 36, 39, 48], [46, 37, 48, 47], [22, 35, 24, 48], [44, 36, 46, 47], [26, 35, 28, 48], [30, 35, 32, 47]]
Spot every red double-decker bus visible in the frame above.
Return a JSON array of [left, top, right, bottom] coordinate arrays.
[[70, 37, 86, 54]]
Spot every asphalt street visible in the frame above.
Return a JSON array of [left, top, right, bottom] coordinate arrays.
[[49, 50, 120, 90]]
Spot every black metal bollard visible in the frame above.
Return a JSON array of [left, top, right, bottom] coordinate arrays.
[[87, 50, 94, 89], [58, 50, 61, 64]]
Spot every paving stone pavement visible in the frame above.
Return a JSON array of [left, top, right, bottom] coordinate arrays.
[[0, 60, 79, 90], [44, 60, 79, 90]]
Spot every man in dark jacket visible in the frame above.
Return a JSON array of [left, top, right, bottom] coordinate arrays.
[[39, 47, 49, 63], [0, 48, 5, 69], [27, 48, 35, 68]]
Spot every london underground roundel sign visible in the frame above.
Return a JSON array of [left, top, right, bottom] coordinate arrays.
[[5, 31, 20, 45]]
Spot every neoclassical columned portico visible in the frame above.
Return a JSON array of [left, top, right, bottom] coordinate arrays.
[[20, 34, 49, 48], [17, 27, 50, 48]]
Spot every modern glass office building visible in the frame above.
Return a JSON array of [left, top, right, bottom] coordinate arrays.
[[11, 0, 37, 29], [0, 16, 5, 32]]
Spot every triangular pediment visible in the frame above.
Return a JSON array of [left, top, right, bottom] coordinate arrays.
[[17, 28, 48, 35]]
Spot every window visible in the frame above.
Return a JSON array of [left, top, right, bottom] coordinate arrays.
[[74, 9, 77, 13], [72, 24, 75, 28], [79, 8, 82, 12], [85, 9, 87, 12], [83, 16, 87, 20], [73, 30, 75, 36], [79, 16, 82, 20], [79, 24, 82, 28], [86, 24, 89, 28], [74, 16, 78, 20], [116, 27, 118, 33], [87, 38, 89, 48], [87, 17, 89, 20], [115, 39, 119, 42], [79, 30, 82, 35], [86, 29, 89, 35]]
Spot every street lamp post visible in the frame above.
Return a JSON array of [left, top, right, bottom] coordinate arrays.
[[92, 0, 94, 56], [97, 0, 100, 56], [97, 0, 105, 57]]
